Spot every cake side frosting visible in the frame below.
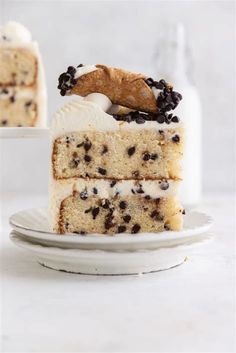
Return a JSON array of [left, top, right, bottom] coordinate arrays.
[[51, 99, 183, 140]]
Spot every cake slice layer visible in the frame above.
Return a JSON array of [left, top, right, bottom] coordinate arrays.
[[53, 128, 183, 180]]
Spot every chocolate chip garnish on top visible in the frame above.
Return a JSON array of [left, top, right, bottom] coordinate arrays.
[[58, 64, 84, 95]]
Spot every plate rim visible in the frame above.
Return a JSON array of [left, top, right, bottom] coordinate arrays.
[[9, 207, 213, 245]]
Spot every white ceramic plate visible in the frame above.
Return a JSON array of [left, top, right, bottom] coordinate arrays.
[[9, 208, 213, 251], [0, 127, 49, 139], [10, 230, 213, 275]]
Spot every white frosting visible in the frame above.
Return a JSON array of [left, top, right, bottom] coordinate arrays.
[[48, 177, 180, 231], [84, 93, 112, 112], [75, 65, 98, 79], [0, 22, 47, 127], [0, 21, 32, 44], [51, 99, 182, 140]]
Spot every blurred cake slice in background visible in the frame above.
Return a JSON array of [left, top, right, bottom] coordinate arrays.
[[0, 21, 47, 127]]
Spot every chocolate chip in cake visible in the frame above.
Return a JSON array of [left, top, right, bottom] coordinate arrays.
[[172, 134, 180, 143], [69, 157, 80, 168], [77, 141, 84, 148], [117, 225, 126, 233], [101, 199, 110, 209], [136, 186, 144, 194], [25, 100, 32, 107], [127, 146, 136, 157], [131, 189, 135, 194], [164, 224, 170, 230], [143, 152, 151, 161], [110, 180, 117, 188], [84, 207, 92, 213], [9, 96, 15, 103], [131, 224, 141, 234], [145, 195, 151, 200], [132, 170, 140, 178], [84, 155, 92, 162], [159, 180, 169, 190], [93, 187, 98, 194], [92, 207, 100, 219], [101, 145, 108, 155], [98, 167, 107, 175], [150, 210, 164, 222], [119, 201, 127, 209], [150, 153, 158, 161], [105, 215, 115, 230], [123, 214, 131, 223], [80, 189, 88, 200], [84, 139, 92, 152], [1, 120, 7, 126]]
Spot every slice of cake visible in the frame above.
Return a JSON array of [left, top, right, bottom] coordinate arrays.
[[49, 95, 184, 235], [0, 22, 47, 127]]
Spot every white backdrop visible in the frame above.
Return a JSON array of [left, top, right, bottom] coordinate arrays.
[[0, 0, 235, 194]]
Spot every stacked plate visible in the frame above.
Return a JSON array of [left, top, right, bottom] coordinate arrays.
[[10, 208, 213, 275]]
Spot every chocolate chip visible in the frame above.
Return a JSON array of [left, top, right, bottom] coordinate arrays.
[[150, 210, 164, 222], [84, 155, 92, 162], [145, 77, 154, 86], [93, 187, 98, 194], [131, 224, 141, 234], [156, 114, 165, 124], [77, 141, 84, 148], [119, 201, 127, 209], [159, 180, 169, 190], [132, 170, 140, 178], [84, 207, 92, 213], [98, 167, 107, 175], [136, 116, 145, 124], [171, 116, 179, 123], [1, 120, 7, 126], [172, 134, 180, 143], [84, 139, 92, 152], [2, 88, 9, 94], [104, 215, 115, 230], [131, 189, 135, 194], [69, 157, 80, 168], [77, 64, 83, 68], [101, 199, 110, 209], [127, 146, 136, 157], [136, 186, 144, 194], [123, 215, 131, 223], [182, 209, 186, 215], [9, 96, 15, 103], [101, 145, 108, 155], [80, 189, 88, 200], [25, 100, 32, 107], [143, 152, 150, 161], [92, 207, 100, 219], [164, 224, 170, 230], [117, 225, 126, 233], [150, 153, 158, 160], [110, 180, 117, 188], [67, 66, 76, 75], [145, 195, 151, 200]]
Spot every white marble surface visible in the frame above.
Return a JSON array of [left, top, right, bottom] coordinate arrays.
[[0, 193, 235, 352]]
